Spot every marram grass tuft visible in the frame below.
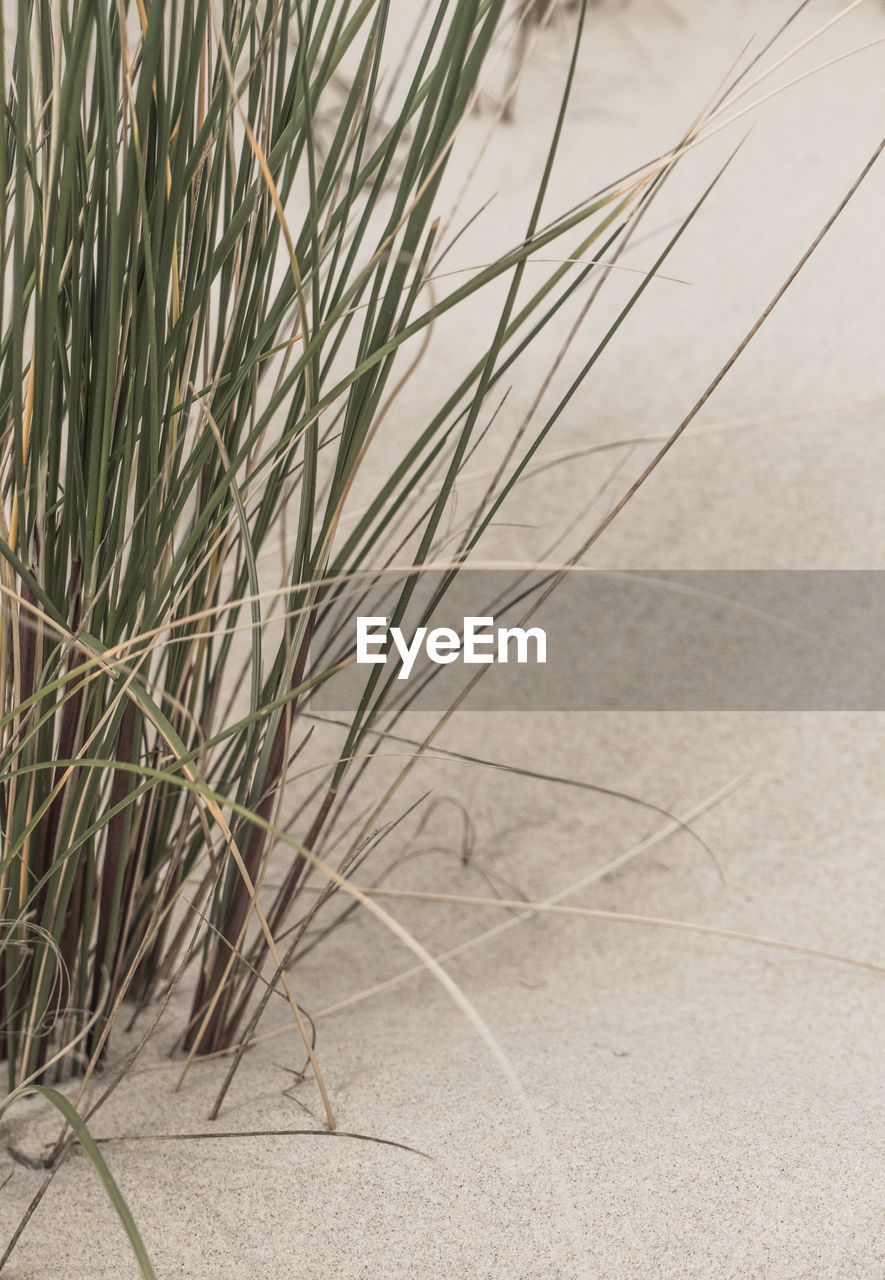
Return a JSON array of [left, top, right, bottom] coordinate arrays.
[[0, 0, 728, 1099]]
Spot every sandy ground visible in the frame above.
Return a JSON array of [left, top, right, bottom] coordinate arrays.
[[3, 1, 885, 1276]]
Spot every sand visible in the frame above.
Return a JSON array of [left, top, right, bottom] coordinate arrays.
[[2, 1, 885, 1276]]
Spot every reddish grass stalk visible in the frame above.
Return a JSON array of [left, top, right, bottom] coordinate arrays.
[[184, 608, 319, 1054], [88, 699, 140, 1056]]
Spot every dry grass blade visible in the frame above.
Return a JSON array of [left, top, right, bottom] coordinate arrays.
[[339, 888, 885, 979], [95, 1126, 431, 1159]]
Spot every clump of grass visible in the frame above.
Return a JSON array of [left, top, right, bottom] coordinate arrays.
[[0, 0, 688, 1100], [0, 0, 865, 1111], [0, 0, 655, 1093]]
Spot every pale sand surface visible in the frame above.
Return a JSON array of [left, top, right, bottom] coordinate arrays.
[[2, 2, 885, 1276]]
